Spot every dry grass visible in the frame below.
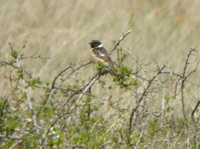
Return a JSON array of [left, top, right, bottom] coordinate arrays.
[[0, 0, 200, 148], [1, 0, 200, 106], [1, 1, 200, 68]]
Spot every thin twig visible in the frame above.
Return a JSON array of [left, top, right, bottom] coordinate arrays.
[[41, 111, 71, 147], [129, 65, 166, 135], [0, 61, 32, 77], [62, 61, 92, 82], [76, 74, 99, 103], [9, 43, 40, 135], [109, 30, 132, 55], [0, 98, 8, 120], [66, 73, 99, 129], [191, 100, 200, 131], [51, 65, 73, 89], [18, 55, 50, 60], [180, 48, 196, 130]]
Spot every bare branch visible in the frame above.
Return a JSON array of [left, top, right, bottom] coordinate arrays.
[[51, 65, 73, 89], [109, 30, 132, 55], [18, 55, 50, 60], [129, 65, 166, 135], [8, 43, 40, 135], [41, 111, 71, 147], [180, 48, 196, 130], [191, 100, 200, 131], [76, 74, 99, 103]]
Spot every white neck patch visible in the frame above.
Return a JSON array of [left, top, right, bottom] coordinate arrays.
[[97, 44, 103, 48]]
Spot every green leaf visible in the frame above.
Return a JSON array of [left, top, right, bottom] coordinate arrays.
[[11, 50, 18, 59]]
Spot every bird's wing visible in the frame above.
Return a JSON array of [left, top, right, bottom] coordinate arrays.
[[98, 47, 108, 56], [93, 47, 109, 58], [96, 48, 115, 66], [92, 47, 116, 72]]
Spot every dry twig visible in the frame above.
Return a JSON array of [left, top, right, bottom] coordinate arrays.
[[180, 48, 197, 130], [129, 65, 166, 135], [109, 30, 132, 55], [9, 42, 41, 138]]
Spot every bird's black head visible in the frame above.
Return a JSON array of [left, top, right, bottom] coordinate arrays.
[[89, 40, 102, 48]]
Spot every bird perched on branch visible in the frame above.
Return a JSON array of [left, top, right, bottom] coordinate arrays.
[[89, 40, 116, 72]]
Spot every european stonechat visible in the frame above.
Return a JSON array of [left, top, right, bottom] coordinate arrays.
[[89, 40, 115, 71]]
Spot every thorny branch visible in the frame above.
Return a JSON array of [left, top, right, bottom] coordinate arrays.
[[109, 30, 132, 55], [1, 31, 200, 148], [41, 66, 100, 145], [41, 111, 71, 147], [36, 62, 92, 118], [51, 65, 73, 89], [191, 100, 200, 131], [65, 73, 99, 129], [9, 43, 40, 134], [18, 55, 50, 60], [129, 65, 166, 135], [180, 48, 196, 130]]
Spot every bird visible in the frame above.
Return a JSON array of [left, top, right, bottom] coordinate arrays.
[[89, 40, 116, 72]]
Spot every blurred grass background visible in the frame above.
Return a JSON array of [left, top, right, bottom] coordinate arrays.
[[0, 0, 200, 99]]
